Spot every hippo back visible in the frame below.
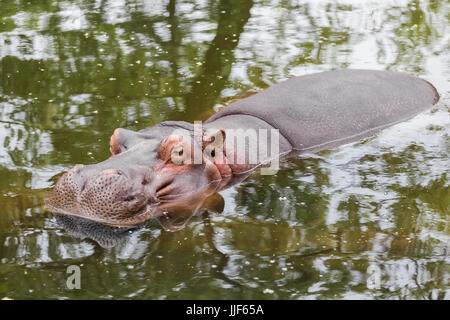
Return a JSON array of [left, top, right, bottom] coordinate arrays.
[[206, 69, 440, 152]]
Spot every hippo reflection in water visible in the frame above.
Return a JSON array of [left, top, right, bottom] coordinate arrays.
[[46, 70, 440, 230]]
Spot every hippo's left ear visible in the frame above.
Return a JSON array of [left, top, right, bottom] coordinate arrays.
[[202, 129, 226, 148]]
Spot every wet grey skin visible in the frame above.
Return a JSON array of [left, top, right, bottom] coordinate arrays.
[[45, 69, 440, 227]]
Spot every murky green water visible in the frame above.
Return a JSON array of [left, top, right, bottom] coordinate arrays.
[[0, 0, 449, 300]]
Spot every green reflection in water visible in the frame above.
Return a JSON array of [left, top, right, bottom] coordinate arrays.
[[0, 0, 449, 299]]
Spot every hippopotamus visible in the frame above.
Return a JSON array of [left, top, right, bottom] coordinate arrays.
[[45, 69, 439, 227]]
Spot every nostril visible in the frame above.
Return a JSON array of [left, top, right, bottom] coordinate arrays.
[[124, 195, 135, 202], [71, 171, 87, 193], [79, 179, 87, 193]]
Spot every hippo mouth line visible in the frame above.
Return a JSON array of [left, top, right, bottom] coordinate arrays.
[[45, 201, 160, 227]]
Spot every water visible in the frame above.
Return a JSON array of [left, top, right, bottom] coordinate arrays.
[[0, 0, 449, 299]]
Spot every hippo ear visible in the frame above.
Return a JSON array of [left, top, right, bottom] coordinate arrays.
[[202, 129, 226, 164], [202, 128, 226, 149], [110, 128, 151, 155]]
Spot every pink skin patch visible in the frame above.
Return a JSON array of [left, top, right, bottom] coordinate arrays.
[[100, 169, 120, 176], [110, 128, 121, 155]]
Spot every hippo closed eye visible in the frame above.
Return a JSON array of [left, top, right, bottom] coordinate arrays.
[[46, 69, 439, 227]]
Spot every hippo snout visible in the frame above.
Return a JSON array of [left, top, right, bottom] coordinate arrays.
[[80, 171, 146, 212], [46, 164, 153, 225]]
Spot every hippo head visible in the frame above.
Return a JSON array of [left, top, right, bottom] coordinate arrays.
[[45, 121, 232, 227]]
